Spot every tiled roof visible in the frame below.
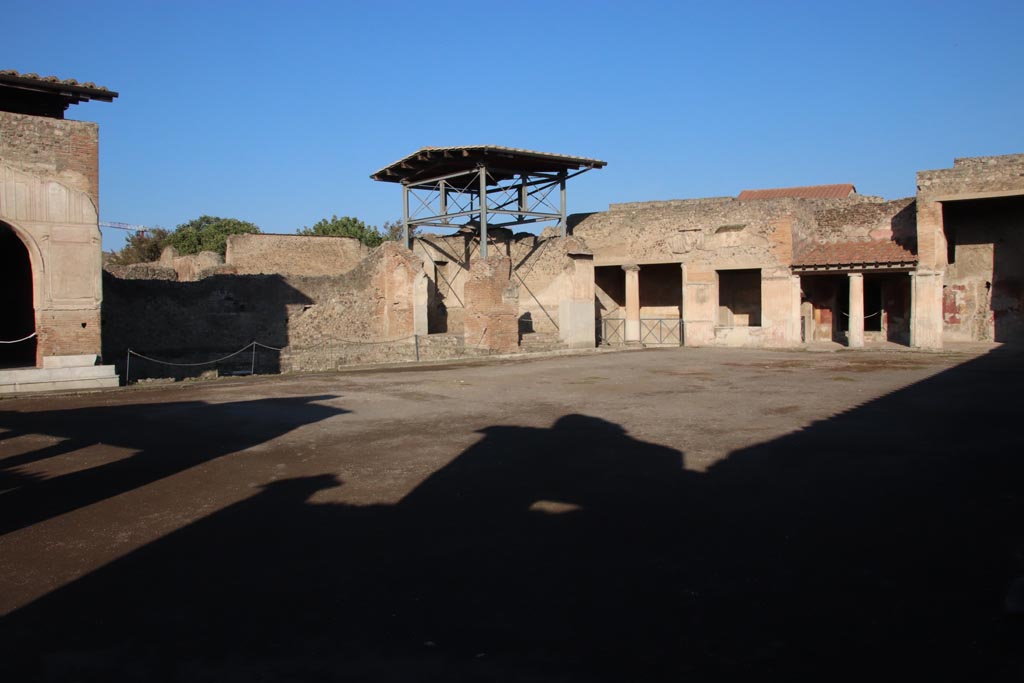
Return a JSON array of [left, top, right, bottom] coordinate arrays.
[[793, 239, 917, 269], [738, 184, 856, 200], [0, 69, 117, 101]]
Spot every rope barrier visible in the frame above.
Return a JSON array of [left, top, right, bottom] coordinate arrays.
[[841, 311, 881, 319], [124, 336, 420, 384], [128, 343, 257, 367], [0, 331, 37, 344]]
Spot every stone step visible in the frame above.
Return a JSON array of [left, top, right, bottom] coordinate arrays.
[[42, 354, 99, 369], [519, 332, 567, 352], [0, 364, 120, 395]]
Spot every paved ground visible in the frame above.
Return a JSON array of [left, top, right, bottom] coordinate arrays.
[[1, 346, 1022, 681]]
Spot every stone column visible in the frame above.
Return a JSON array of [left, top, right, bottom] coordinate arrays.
[[623, 264, 641, 345], [848, 273, 864, 348], [413, 270, 429, 337], [681, 264, 716, 346], [558, 246, 597, 349], [760, 271, 803, 347], [910, 271, 944, 349]]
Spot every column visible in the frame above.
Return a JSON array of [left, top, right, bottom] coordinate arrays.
[[848, 272, 864, 348], [681, 264, 716, 346], [623, 264, 641, 345], [910, 271, 944, 349]]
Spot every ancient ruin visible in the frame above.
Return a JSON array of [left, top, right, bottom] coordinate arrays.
[[0, 70, 119, 393], [103, 151, 1024, 384], [3, 68, 1020, 391]]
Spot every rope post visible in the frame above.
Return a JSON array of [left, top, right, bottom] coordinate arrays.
[[125, 350, 131, 386], [414, 334, 420, 362], [251, 342, 256, 376]]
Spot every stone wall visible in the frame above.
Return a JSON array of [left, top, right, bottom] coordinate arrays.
[[0, 111, 104, 365], [801, 198, 916, 252], [103, 242, 430, 378], [915, 154, 1024, 345], [413, 230, 596, 349], [286, 242, 426, 366], [103, 263, 178, 281], [159, 246, 225, 281], [571, 197, 803, 347], [571, 197, 799, 270], [226, 233, 369, 276], [102, 272, 321, 378], [940, 196, 1024, 342]]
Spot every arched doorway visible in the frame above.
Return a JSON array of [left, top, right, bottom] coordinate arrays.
[[0, 222, 37, 367]]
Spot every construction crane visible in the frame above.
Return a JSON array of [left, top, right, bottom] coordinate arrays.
[[99, 221, 154, 234]]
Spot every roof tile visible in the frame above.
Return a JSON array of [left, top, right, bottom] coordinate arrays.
[[0, 69, 117, 98], [738, 184, 856, 200], [793, 239, 917, 268]]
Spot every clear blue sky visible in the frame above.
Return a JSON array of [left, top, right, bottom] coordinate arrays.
[[6, 0, 1023, 251]]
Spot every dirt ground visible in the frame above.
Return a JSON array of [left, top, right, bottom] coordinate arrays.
[[1, 346, 1022, 681]]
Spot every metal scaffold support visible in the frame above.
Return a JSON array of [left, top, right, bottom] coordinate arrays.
[[373, 146, 606, 257]]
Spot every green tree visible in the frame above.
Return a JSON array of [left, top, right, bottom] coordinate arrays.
[[106, 227, 171, 264], [297, 215, 384, 247], [381, 219, 415, 242], [167, 216, 261, 257]]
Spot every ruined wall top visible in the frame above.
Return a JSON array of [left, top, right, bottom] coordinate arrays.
[[917, 153, 1024, 200], [226, 233, 369, 277], [804, 197, 917, 248]]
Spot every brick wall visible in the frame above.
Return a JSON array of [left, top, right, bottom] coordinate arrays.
[[0, 111, 99, 207], [103, 242, 429, 378], [463, 254, 519, 353], [37, 309, 102, 360]]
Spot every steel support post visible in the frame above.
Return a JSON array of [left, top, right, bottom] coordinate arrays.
[[559, 171, 567, 237], [401, 184, 410, 249], [519, 178, 528, 222], [478, 166, 488, 258]]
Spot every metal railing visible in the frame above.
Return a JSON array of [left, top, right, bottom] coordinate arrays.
[[598, 318, 625, 345], [598, 318, 683, 347], [642, 318, 684, 346]]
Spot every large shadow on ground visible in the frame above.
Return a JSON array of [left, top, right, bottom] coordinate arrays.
[[0, 395, 346, 536], [2, 350, 1022, 681]]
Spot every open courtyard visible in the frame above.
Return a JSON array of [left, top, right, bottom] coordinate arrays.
[[1, 346, 1022, 681]]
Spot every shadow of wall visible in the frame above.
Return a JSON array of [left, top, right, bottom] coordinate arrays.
[[3, 348, 1022, 681], [101, 272, 314, 380]]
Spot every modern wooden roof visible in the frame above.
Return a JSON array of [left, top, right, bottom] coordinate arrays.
[[371, 146, 607, 186], [0, 69, 117, 118]]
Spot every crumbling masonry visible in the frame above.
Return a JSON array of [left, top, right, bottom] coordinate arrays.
[[101, 152, 1024, 382]]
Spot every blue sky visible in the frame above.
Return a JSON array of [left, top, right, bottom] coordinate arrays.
[[6, 0, 1023, 252]]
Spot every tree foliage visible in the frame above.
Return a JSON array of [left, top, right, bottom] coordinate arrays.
[[381, 219, 415, 242], [297, 215, 385, 247], [166, 216, 261, 256], [105, 228, 171, 265]]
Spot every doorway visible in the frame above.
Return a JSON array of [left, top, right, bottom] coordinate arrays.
[[0, 222, 37, 367]]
